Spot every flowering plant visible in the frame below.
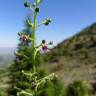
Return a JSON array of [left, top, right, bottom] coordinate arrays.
[[15, 0, 57, 95]]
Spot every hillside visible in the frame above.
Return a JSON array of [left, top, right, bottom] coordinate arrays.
[[0, 48, 14, 95], [43, 23, 96, 89], [0, 48, 15, 68], [1, 23, 96, 95]]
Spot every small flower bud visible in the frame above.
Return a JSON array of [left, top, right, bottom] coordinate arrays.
[[43, 18, 52, 26], [24, 2, 30, 8], [35, 7, 40, 13], [42, 40, 46, 44], [44, 22, 49, 25]]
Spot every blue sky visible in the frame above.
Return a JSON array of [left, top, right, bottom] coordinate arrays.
[[0, 0, 96, 48]]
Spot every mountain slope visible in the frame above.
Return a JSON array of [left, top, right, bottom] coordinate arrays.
[[0, 48, 15, 68], [46, 23, 96, 64], [43, 23, 96, 86]]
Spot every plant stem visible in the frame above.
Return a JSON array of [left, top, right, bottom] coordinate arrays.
[[32, 12, 37, 74], [32, 11, 37, 96], [31, 0, 38, 95]]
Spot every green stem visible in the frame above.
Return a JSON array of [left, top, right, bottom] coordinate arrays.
[[31, 1, 38, 96], [32, 0, 38, 74], [32, 12, 37, 96], [32, 12, 37, 74]]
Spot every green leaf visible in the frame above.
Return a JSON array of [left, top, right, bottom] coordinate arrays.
[[37, 0, 42, 4]]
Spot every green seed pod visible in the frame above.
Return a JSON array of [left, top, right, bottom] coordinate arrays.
[[24, 2, 30, 8], [43, 18, 52, 25], [35, 7, 40, 13], [42, 40, 46, 43], [44, 22, 49, 25]]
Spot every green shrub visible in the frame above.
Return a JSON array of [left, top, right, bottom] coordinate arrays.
[[37, 78, 66, 96], [66, 80, 91, 96]]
